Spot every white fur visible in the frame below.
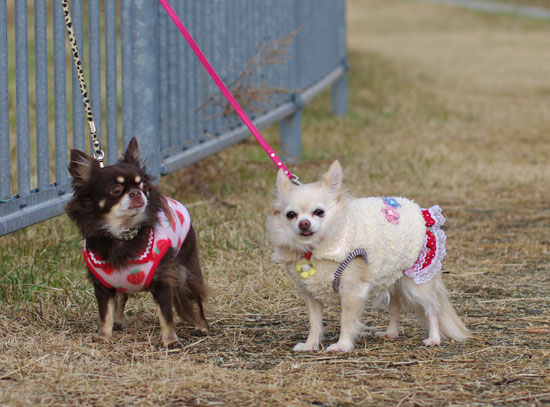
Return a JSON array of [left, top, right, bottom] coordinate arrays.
[[103, 191, 148, 238], [266, 161, 470, 352]]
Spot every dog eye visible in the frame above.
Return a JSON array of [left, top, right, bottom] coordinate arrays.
[[313, 209, 325, 217], [286, 211, 297, 220], [139, 182, 147, 191], [110, 184, 123, 196]]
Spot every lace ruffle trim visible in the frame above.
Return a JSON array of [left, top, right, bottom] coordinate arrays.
[[402, 205, 447, 284]]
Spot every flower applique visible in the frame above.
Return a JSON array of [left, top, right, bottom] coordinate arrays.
[[383, 197, 401, 208], [296, 252, 317, 279], [381, 197, 401, 224]]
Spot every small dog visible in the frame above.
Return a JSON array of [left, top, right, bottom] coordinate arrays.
[[65, 137, 208, 348], [265, 161, 469, 352]]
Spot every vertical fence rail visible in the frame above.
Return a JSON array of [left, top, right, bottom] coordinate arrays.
[[120, 0, 133, 149], [331, 0, 348, 117], [0, 0, 347, 236], [132, 0, 159, 178], [176, 1, 186, 149], [53, 0, 67, 187], [71, 0, 85, 152], [15, 1, 30, 199], [34, 0, 49, 191], [88, 0, 102, 157], [167, 14, 178, 148], [105, 0, 118, 164], [186, 2, 196, 144], [158, 8, 169, 151], [0, 0, 9, 200]]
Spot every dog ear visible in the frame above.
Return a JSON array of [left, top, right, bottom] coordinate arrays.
[[68, 149, 99, 186], [321, 160, 343, 193], [121, 137, 142, 166], [276, 168, 293, 193]]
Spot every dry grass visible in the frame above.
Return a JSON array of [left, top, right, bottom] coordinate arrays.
[[1, 0, 549, 405]]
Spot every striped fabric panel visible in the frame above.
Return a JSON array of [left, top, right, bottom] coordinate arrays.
[[332, 248, 368, 292]]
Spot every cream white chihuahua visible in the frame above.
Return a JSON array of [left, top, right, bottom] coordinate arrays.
[[265, 161, 470, 352]]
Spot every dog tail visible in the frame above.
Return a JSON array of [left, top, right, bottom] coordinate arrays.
[[173, 225, 209, 334], [437, 287, 470, 342], [400, 273, 470, 342], [173, 267, 209, 334]]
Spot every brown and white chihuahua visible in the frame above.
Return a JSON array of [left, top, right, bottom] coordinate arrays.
[[65, 137, 208, 348]]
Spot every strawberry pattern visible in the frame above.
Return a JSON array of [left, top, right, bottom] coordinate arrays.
[[82, 198, 191, 293], [126, 269, 146, 285]]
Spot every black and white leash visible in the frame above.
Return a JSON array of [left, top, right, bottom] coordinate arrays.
[[60, 1, 149, 241], [332, 248, 368, 292], [59, 0, 105, 167]]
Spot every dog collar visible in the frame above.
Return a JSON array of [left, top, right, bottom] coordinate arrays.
[[118, 226, 141, 241]]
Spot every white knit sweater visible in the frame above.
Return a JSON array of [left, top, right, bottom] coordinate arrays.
[[283, 197, 427, 304]]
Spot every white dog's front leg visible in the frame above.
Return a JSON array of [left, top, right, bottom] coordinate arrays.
[[293, 291, 323, 352], [327, 281, 368, 353]]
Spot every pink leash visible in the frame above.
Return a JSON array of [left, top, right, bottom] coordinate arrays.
[[158, 0, 300, 184]]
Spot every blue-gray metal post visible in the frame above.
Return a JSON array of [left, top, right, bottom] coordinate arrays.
[[331, 73, 348, 117], [105, 0, 118, 164], [89, 0, 102, 153], [71, 0, 85, 152], [15, 1, 30, 199], [132, 0, 160, 178], [121, 0, 134, 149], [168, 12, 178, 147], [158, 7, 169, 151], [279, 101, 302, 165], [35, 0, 49, 191], [53, 0, 68, 189], [0, 0, 10, 200], [279, 1, 303, 165], [331, 0, 348, 117]]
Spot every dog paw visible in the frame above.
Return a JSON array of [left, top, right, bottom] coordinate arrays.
[[191, 322, 209, 336], [326, 341, 354, 353], [423, 337, 441, 347], [293, 342, 319, 352], [93, 334, 112, 343], [375, 330, 398, 339], [190, 327, 209, 337], [113, 321, 124, 331], [163, 340, 183, 350]]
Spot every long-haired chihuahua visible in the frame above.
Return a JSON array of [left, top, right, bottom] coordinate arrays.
[[65, 138, 208, 348]]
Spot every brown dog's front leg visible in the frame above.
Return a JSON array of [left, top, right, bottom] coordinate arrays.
[[150, 281, 180, 348], [113, 292, 128, 331], [93, 283, 117, 342]]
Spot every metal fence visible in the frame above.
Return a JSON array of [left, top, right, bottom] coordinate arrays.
[[0, 0, 347, 236]]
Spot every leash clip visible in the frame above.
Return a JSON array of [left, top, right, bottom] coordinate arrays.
[[94, 149, 105, 168], [291, 174, 302, 186]]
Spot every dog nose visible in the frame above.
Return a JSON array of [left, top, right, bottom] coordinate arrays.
[[129, 189, 141, 199], [298, 219, 310, 231]]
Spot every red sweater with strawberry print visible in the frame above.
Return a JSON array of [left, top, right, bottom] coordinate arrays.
[[83, 198, 191, 293]]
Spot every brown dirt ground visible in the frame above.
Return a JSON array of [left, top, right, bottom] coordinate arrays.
[[1, 0, 549, 406]]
